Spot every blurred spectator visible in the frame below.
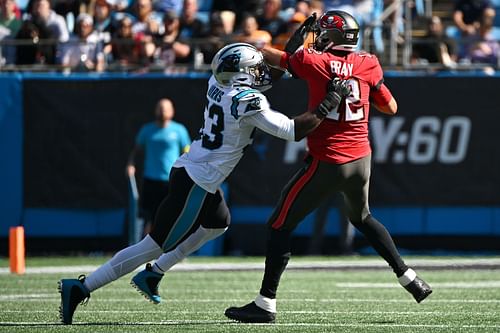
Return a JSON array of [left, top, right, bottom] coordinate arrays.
[[295, 0, 311, 16], [211, 0, 264, 27], [129, 0, 162, 63], [14, 12, 58, 64], [174, 0, 205, 66], [0, 0, 21, 38], [0, 0, 21, 64], [130, 0, 162, 35], [93, 0, 115, 36], [108, 0, 130, 12], [272, 11, 306, 50], [309, 0, 324, 17], [60, 13, 106, 71], [152, 0, 182, 14], [453, 0, 495, 36], [465, 8, 499, 65], [108, 15, 139, 68], [178, 0, 205, 38], [218, 9, 235, 34], [235, 13, 271, 49], [411, 16, 457, 68], [257, 0, 287, 39], [152, 9, 190, 68], [199, 11, 228, 65], [28, 0, 69, 43]]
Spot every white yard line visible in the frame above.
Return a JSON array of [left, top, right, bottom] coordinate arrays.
[[1, 296, 500, 303], [1, 258, 500, 274], [1, 309, 499, 316], [0, 320, 498, 329]]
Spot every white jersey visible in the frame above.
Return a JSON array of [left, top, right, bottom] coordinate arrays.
[[174, 75, 295, 193]]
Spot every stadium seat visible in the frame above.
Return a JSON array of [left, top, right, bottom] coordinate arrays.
[[196, 0, 212, 23], [491, 26, 500, 40], [445, 25, 460, 40]]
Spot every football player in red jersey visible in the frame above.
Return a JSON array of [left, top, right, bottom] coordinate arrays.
[[225, 10, 432, 324]]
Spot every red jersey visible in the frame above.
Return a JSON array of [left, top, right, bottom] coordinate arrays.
[[284, 48, 393, 164]]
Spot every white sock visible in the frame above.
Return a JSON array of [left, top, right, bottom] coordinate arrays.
[[84, 235, 162, 292], [153, 226, 227, 273], [254, 294, 276, 313], [398, 268, 417, 287]]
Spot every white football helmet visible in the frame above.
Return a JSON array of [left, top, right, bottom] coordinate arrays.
[[211, 43, 272, 91]]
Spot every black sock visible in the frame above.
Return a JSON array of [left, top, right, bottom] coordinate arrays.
[[353, 214, 408, 276], [259, 228, 292, 299]]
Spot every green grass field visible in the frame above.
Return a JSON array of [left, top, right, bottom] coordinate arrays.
[[1, 256, 499, 333]]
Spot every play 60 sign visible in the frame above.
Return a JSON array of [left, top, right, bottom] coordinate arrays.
[[371, 116, 471, 164], [283, 115, 472, 165]]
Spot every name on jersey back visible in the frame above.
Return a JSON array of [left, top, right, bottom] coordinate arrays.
[[330, 60, 353, 77], [208, 84, 225, 102]]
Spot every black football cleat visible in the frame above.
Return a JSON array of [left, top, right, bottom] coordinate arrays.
[[404, 276, 433, 303], [58, 275, 91, 324], [225, 301, 276, 323]]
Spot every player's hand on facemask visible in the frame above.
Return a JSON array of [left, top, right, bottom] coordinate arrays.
[[284, 12, 317, 54]]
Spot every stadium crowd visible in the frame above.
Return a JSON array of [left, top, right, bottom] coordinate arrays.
[[0, 0, 498, 72]]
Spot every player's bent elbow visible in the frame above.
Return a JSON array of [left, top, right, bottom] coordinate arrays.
[[375, 98, 398, 115], [387, 98, 398, 115]]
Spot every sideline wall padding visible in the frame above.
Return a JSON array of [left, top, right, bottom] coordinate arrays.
[[0, 75, 23, 236]]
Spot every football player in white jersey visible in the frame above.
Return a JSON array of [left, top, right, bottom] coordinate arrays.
[[58, 42, 351, 324]]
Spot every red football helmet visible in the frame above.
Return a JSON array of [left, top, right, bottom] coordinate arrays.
[[313, 10, 360, 52]]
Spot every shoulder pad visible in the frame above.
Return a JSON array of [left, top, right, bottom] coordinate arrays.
[[230, 89, 269, 119]]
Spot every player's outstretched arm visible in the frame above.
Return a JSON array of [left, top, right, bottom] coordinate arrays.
[[262, 47, 287, 82], [242, 79, 350, 141]]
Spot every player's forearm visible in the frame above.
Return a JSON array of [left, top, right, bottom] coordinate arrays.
[[293, 110, 325, 141], [373, 97, 397, 115], [262, 46, 285, 68]]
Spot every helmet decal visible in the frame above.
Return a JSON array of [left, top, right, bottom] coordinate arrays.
[[211, 42, 272, 91], [314, 10, 360, 52], [320, 14, 345, 33], [217, 53, 241, 74]]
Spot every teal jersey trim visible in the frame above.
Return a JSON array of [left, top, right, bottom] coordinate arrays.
[[230, 89, 259, 120], [162, 185, 207, 251]]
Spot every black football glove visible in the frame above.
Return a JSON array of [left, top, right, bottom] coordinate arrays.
[[317, 78, 352, 116], [284, 12, 317, 54]]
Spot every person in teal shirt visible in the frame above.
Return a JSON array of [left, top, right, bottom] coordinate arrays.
[[127, 98, 191, 234]]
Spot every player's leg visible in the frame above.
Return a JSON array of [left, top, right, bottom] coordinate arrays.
[[149, 186, 230, 273], [341, 154, 432, 302], [131, 176, 230, 303], [225, 156, 335, 323], [58, 234, 163, 324], [338, 193, 355, 254], [141, 178, 169, 235], [58, 168, 188, 324]]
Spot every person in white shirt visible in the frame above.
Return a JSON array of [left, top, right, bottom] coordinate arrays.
[[60, 13, 106, 71], [29, 0, 69, 43]]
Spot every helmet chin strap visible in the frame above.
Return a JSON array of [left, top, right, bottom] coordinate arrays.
[[323, 42, 334, 51], [331, 44, 357, 52]]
